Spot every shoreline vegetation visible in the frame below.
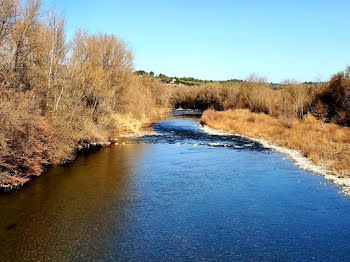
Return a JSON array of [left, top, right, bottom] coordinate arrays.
[[201, 109, 350, 193], [0, 0, 170, 189]]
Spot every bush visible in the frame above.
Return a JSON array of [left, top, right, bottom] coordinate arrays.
[[303, 113, 319, 124], [278, 116, 294, 129]]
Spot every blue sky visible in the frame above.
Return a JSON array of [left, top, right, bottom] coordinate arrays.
[[46, 0, 350, 82]]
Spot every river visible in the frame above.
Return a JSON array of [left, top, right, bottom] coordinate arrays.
[[1, 111, 350, 261]]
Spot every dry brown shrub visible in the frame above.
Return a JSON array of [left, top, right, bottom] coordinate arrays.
[[303, 113, 319, 124], [278, 116, 294, 129], [247, 115, 256, 123], [200, 108, 217, 124]]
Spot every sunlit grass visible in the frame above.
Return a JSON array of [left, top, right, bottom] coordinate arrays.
[[201, 109, 350, 177]]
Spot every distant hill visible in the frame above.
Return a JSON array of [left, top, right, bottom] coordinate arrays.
[[134, 70, 324, 87]]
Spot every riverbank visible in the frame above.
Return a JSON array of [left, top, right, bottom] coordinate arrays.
[[201, 109, 350, 194], [0, 110, 168, 191]]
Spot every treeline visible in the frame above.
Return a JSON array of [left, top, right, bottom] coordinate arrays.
[[135, 70, 211, 86], [0, 0, 170, 188], [172, 68, 350, 126]]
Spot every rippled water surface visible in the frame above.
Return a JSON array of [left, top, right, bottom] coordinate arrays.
[[1, 112, 350, 261]]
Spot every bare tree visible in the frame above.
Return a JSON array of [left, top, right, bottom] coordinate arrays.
[[45, 9, 66, 111], [11, 0, 41, 83], [345, 66, 350, 78], [0, 0, 17, 46]]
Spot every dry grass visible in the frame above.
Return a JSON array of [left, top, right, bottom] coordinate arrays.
[[201, 109, 350, 177], [113, 113, 152, 135]]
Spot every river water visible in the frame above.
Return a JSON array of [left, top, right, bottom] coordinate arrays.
[[1, 112, 350, 261]]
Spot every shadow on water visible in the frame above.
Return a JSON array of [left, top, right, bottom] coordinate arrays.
[[0, 145, 146, 261], [1, 111, 350, 261]]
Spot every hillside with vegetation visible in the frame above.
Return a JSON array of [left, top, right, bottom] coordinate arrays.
[[135, 70, 212, 86]]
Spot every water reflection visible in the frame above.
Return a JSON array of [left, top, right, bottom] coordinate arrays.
[[0, 145, 146, 261]]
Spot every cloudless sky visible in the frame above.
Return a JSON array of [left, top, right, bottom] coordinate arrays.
[[46, 0, 350, 82]]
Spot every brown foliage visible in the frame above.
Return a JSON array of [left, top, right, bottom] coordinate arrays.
[[171, 80, 319, 119], [0, 0, 170, 188], [0, 90, 52, 179], [317, 72, 350, 125], [172, 66, 350, 127]]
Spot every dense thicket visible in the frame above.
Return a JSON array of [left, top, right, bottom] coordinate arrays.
[[315, 70, 350, 126], [172, 71, 350, 125], [0, 0, 169, 188]]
